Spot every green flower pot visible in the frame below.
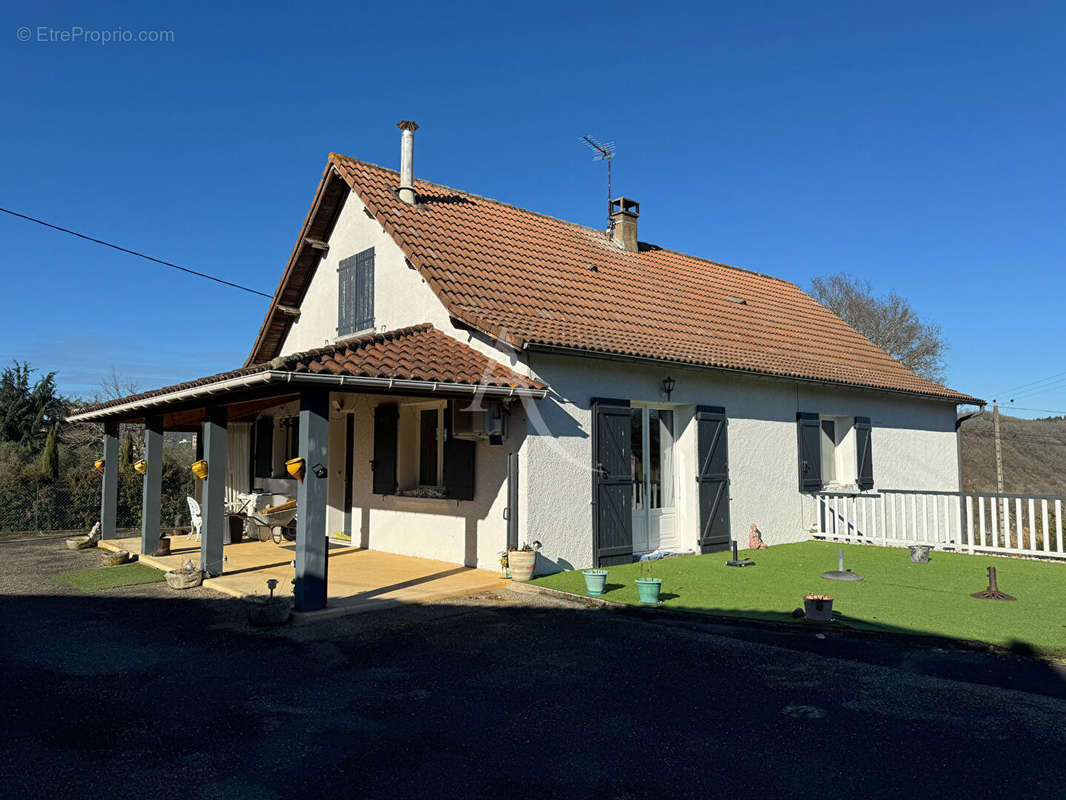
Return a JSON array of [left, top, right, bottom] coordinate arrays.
[[582, 569, 608, 595], [635, 577, 663, 605]]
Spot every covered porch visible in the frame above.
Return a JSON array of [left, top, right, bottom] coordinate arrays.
[[99, 535, 503, 615], [68, 325, 546, 613]]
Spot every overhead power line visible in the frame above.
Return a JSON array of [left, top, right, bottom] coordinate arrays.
[[0, 206, 274, 299], [990, 369, 1066, 401]]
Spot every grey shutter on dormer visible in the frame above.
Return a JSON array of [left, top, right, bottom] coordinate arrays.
[[337, 254, 357, 337], [354, 247, 375, 333], [854, 416, 874, 490], [797, 412, 823, 492]]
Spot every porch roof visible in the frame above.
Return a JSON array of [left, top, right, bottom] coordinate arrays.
[[67, 324, 547, 423]]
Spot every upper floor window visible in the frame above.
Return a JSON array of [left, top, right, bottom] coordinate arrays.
[[338, 247, 374, 337]]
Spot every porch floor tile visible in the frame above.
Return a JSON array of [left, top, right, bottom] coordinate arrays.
[[100, 536, 503, 615]]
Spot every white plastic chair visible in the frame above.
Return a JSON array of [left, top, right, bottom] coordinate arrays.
[[186, 496, 203, 542]]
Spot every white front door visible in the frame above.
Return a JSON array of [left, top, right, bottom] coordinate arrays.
[[630, 406, 677, 553]]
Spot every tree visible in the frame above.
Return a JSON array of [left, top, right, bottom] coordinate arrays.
[[39, 425, 59, 480], [810, 273, 947, 383], [0, 362, 65, 454]]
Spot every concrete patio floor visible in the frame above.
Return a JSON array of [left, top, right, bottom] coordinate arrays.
[[99, 535, 503, 618]]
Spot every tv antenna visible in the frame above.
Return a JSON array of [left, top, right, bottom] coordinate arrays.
[[581, 135, 615, 230]]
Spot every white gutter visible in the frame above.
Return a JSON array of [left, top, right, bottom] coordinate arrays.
[[66, 370, 547, 422]]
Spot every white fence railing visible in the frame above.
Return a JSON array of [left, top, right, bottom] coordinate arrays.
[[807, 489, 1066, 560]]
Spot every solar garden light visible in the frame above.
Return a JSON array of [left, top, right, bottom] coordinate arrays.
[[266, 578, 279, 600]]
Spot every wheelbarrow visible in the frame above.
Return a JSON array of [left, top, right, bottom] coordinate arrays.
[[234, 493, 298, 544]]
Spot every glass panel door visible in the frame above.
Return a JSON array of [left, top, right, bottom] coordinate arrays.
[[630, 408, 645, 510], [631, 406, 677, 554]]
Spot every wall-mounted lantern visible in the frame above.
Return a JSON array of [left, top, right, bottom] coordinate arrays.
[[133, 459, 148, 475], [662, 376, 676, 401], [191, 459, 209, 480], [93, 459, 105, 473], [285, 457, 306, 482]]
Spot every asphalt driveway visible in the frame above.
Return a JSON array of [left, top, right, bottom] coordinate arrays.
[[2, 535, 1065, 799]]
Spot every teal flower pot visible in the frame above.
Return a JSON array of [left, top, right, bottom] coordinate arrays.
[[582, 569, 608, 595], [635, 577, 663, 605]]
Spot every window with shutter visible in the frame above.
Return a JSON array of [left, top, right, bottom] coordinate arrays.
[[337, 247, 374, 337]]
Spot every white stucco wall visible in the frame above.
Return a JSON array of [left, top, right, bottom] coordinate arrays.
[[268, 187, 961, 576], [521, 352, 961, 573]]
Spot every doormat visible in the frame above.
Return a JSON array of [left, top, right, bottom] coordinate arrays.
[[54, 563, 165, 592]]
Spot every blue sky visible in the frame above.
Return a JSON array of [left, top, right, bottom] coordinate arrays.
[[1, 0, 1063, 415]]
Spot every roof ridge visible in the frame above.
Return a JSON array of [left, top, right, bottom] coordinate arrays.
[[329, 153, 796, 287]]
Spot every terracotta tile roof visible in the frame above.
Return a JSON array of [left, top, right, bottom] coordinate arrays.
[[280, 324, 540, 387], [252, 154, 975, 404], [71, 325, 542, 419]]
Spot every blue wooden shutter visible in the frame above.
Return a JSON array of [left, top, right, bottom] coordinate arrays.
[[592, 397, 633, 567], [854, 416, 874, 490], [443, 400, 476, 500], [696, 406, 731, 553], [797, 412, 823, 492], [371, 404, 398, 495], [354, 247, 375, 333], [337, 254, 357, 336]]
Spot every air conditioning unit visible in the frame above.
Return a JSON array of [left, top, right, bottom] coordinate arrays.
[[453, 400, 505, 440]]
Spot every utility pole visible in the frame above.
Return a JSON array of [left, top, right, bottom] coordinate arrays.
[[993, 403, 1005, 495], [993, 403, 1006, 539]]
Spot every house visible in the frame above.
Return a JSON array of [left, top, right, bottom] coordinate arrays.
[[69, 121, 981, 611]]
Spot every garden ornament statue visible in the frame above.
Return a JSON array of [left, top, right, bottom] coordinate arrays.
[[971, 566, 1015, 601], [748, 523, 768, 550], [822, 548, 863, 582]]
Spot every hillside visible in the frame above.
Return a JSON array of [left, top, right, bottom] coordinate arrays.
[[959, 412, 1066, 495]]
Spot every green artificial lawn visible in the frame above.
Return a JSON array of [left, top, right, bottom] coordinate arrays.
[[54, 562, 165, 592], [532, 541, 1066, 658]]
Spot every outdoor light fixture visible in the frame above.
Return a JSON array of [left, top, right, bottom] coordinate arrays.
[[133, 459, 147, 475], [93, 459, 105, 473], [191, 459, 209, 480], [285, 457, 306, 482], [312, 462, 328, 479], [662, 376, 676, 400]]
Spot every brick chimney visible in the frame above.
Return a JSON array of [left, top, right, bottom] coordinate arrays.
[[610, 197, 639, 252], [397, 120, 419, 204]]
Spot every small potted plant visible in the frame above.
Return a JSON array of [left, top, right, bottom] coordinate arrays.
[[582, 567, 608, 595], [508, 541, 541, 582], [635, 560, 663, 605], [803, 593, 834, 623], [908, 544, 932, 564]]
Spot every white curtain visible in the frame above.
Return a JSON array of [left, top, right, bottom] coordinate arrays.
[[226, 422, 252, 510]]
